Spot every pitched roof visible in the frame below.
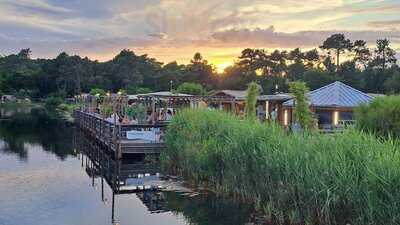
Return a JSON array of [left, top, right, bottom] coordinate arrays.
[[283, 81, 374, 108], [212, 90, 247, 100], [258, 94, 293, 101], [137, 91, 193, 97], [212, 90, 293, 101]]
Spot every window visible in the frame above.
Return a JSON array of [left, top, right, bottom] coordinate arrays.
[[315, 110, 332, 125], [340, 111, 353, 121]]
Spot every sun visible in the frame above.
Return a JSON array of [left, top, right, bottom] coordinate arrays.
[[215, 62, 233, 73]]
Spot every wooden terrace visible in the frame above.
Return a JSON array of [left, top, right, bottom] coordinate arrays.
[[74, 110, 167, 158]]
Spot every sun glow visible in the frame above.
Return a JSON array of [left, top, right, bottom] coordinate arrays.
[[215, 62, 233, 73]]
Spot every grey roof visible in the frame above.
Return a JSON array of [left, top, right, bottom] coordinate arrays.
[[127, 94, 139, 100], [137, 91, 193, 98], [283, 81, 374, 108], [212, 90, 247, 100], [258, 94, 293, 101], [213, 90, 293, 101]]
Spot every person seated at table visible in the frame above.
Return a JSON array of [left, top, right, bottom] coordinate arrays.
[[146, 111, 156, 124], [121, 116, 130, 125], [106, 113, 120, 123], [165, 109, 173, 121], [130, 116, 138, 125], [146, 111, 151, 122], [158, 109, 166, 121]]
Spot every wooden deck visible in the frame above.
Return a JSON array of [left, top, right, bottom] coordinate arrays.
[[73, 110, 167, 157]]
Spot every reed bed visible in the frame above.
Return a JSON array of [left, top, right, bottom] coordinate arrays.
[[162, 109, 400, 225]]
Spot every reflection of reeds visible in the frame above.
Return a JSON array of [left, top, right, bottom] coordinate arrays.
[[163, 109, 400, 225]]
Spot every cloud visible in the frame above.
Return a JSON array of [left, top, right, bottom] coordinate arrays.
[[0, 0, 399, 63], [368, 20, 400, 29], [211, 27, 400, 48], [3, 0, 71, 13], [351, 4, 400, 14]]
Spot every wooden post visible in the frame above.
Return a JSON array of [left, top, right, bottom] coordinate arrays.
[[113, 97, 118, 160], [151, 97, 156, 124], [231, 100, 236, 114]]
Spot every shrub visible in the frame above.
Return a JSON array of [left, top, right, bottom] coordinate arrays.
[[117, 89, 127, 95], [177, 82, 204, 95], [355, 95, 400, 137], [44, 96, 63, 110], [126, 104, 147, 122], [244, 82, 259, 120], [89, 88, 106, 96], [164, 109, 400, 225], [289, 81, 313, 129], [127, 86, 152, 94]]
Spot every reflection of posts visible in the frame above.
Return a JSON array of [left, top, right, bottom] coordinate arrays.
[[111, 193, 116, 224]]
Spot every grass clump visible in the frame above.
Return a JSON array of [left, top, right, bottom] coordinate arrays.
[[163, 109, 400, 225]]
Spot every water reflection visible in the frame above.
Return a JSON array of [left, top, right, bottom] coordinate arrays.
[[0, 106, 73, 160], [0, 105, 257, 225], [74, 129, 170, 223], [74, 129, 256, 225]]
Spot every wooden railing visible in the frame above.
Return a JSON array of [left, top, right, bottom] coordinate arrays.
[[73, 110, 168, 156]]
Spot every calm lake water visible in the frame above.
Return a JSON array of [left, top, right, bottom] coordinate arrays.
[[0, 106, 254, 225]]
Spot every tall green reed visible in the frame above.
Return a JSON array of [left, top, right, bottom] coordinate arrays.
[[163, 109, 400, 225]]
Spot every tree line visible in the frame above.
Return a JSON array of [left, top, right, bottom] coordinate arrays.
[[0, 33, 398, 99]]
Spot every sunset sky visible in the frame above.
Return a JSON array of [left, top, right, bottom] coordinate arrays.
[[0, 0, 399, 71]]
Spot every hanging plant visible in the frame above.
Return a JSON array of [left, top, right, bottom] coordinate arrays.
[[126, 104, 147, 123]]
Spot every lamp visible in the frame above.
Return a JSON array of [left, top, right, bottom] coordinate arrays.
[[333, 111, 339, 126], [284, 109, 288, 126]]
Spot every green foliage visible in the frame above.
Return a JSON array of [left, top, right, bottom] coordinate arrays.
[[127, 86, 152, 94], [371, 39, 397, 72], [100, 104, 113, 118], [0, 35, 399, 99], [117, 89, 127, 95], [355, 96, 400, 137], [289, 82, 313, 129], [135, 87, 153, 94], [164, 109, 400, 225], [89, 88, 106, 96], [44, 96, 63, 110], [136, 87, 152, 94], [186, 53, 215, 89], [384, 71, 400, 94], [337, 61, 364, 90], [14, 89, 32, 99], [244, 82, 259, 120], [125, 104, 147, 122], [177, 82, 204, 95], [353, 40, 371, 69], [59, 103, 79, 114], [302, 69, 335, 90], [320, 33, 352, 69]]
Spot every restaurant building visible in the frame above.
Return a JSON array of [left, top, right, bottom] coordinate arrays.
[[208, 90, 292, 123], [282, 81, 374, 128]]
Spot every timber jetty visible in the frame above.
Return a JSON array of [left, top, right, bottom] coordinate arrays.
[[74, 110, 167, 157], [73, 91, 196, 160]]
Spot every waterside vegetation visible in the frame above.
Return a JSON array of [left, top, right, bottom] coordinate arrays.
[[163, 109, 400, 225], [356, 95, 400, 138]]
